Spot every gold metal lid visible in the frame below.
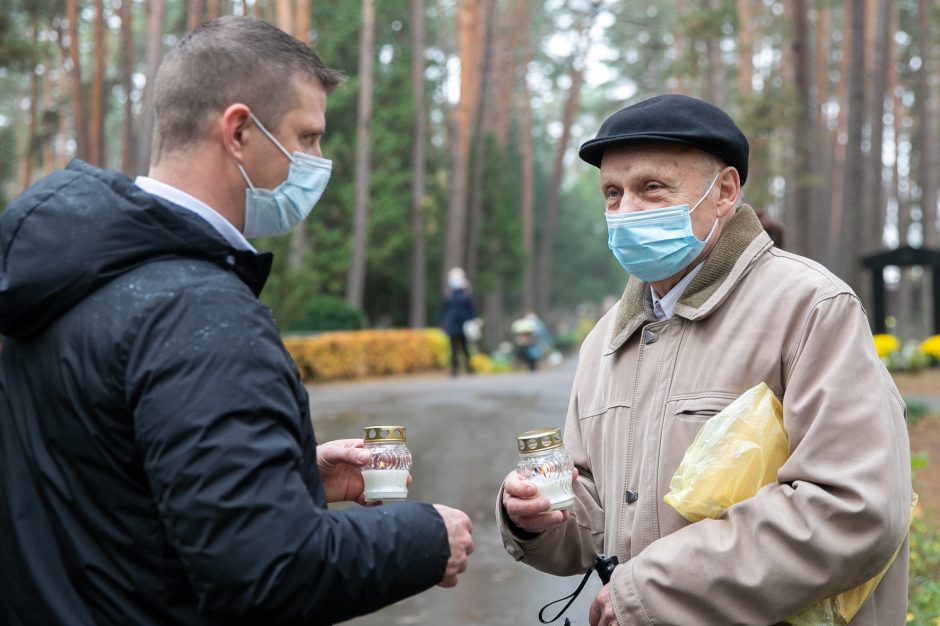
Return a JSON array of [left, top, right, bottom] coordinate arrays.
[[364, 425, 407, 443], [517, 428, 563, 453]]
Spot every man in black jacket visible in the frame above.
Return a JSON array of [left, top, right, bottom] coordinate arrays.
[[0, 16, 472, 626]]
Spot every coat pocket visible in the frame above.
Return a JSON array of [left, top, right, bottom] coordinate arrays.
[[670, 393, 737, 421]]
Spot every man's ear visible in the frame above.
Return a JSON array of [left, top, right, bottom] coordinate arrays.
[[716, 166, 741, 217], [220, 104, 252, 161]]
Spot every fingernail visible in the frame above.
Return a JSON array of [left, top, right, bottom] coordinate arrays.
[[357, 451, 371, 463]]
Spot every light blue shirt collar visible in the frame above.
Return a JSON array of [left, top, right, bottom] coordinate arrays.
[[135, 176, 256, 253], [650, 263, 705, 321]]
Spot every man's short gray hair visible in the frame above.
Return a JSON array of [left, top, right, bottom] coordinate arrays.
[[152, 16, 344, 157]]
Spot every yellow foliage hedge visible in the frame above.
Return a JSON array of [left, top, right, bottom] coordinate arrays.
[[284, 328, 450, 382]]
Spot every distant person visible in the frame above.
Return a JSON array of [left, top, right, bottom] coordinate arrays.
[[511, 311, 551, 372], [0, 17, 473, 625], [439, 267, 477, 376], [496, 94, 911, 625]]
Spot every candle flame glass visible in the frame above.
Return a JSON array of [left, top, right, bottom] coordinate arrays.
[[362, 425, 412, 502], [515, 428, 574, 511]]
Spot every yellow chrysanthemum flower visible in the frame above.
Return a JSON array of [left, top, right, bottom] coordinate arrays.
[[920, 334, 940, 360], [873, 334, 901, 359]]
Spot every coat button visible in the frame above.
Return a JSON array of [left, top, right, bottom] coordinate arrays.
[[624, 490, 639, 503], [643, 330, 658, 345]]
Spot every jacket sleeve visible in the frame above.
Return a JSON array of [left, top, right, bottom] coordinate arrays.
[[609, 292, 912, 625], [126, 284, 449, 625], [496, 345, 605, 575]]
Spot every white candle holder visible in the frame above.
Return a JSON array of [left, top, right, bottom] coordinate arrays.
[[362, 425, 412, 502], [515, 428, 574, 511]]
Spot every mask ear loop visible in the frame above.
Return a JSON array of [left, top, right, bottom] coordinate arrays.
[[248, 112, 294, 162], [688, 170, 721, 215], [236, 163, 256, 190], [689, 170, 722, 243]]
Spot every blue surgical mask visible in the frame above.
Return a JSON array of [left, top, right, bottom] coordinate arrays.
[[237, 112, 332, 238], [606, 172, 720, 282]]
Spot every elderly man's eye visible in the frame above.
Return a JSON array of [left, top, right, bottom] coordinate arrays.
[[605, 188, 621, 199]]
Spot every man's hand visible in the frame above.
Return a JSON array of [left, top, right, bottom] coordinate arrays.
[[589, 584, 617, 626], [432, 504, 474, 587], [501, 467, 579, 533], [316, 439, 373, 504]]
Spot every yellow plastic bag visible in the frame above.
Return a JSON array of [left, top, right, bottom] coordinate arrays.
[[663, 382, 915, 625], [663, 382, 788, 523]]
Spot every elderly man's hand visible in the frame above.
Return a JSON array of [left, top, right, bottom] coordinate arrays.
[[501, 467, 579, 533], [589, 584, 618, 626]]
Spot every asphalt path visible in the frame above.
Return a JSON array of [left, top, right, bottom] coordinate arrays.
[[309, 358, 602, 626]]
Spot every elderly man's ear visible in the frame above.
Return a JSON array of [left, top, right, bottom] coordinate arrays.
[[716, 166, 741, 217]]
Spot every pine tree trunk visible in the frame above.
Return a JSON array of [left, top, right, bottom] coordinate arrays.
[[137, 0, 165, 174], [736, 0, 753, 99], [88, 0, 107, 167], [491, 0, 519, 149], [466, 0, 496, 288], [295, 0, 309, 40], [838, 0, 866, 292], [409, 0, 428, 328], [65, 0, 88, 162], [22, 15, 40, 189], [701, 0, 726, 109], [518, 0, 535, 312], [287, 0, 309, 273], [42, 32, 55, 175], [443, 0, 482, 281], [918, 0, 939, 249], [207, 0, 220, 20], [864, 0, 891, 253], [54, 19, 72, 169], [346, 0, 375, 308], [828, 0, 853, 256], [188, 0, 204, 32], [120, 0, 135, 174], [810, 1, 832, 262], [786, 0, 814, 259]]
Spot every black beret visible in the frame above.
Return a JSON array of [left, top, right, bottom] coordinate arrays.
[[578, 94, 750, 184]]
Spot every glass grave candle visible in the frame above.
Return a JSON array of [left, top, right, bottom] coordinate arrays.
[[515, 428, 574, 511], [361, 425, 412, 502]]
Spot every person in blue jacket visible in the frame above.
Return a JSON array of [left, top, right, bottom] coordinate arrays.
[[439, 267, 478, 376], [0, 17, 472, 626]]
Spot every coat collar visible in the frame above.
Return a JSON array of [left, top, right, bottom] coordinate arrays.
[[604, 205, 772, 355]]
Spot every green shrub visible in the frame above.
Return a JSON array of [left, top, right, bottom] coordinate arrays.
[[285, 294, 366, 332]]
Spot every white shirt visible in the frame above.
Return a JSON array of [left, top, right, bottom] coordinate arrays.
[[134, 176, 256, 252], [650, 263, 705, 321]]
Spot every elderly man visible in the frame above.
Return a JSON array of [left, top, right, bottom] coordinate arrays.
[[0, 17, 472, 625], [498, 94, 911, 625]]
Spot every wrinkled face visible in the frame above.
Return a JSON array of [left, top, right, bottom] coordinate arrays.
[[242, 75, 328, 191], [599, 143, 722, 241]]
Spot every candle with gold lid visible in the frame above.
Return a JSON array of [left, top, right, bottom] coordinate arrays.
[[362, 425, 412, 502], [515, 428, 574, 511]]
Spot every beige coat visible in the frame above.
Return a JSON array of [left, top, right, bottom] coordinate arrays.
[[498, 206, 912, 625]]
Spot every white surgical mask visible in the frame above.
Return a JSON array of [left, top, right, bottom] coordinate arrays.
[[237, 112, 332, 238]]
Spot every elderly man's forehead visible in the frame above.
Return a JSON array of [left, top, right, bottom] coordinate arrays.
[[600, 142, 706, 168]]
